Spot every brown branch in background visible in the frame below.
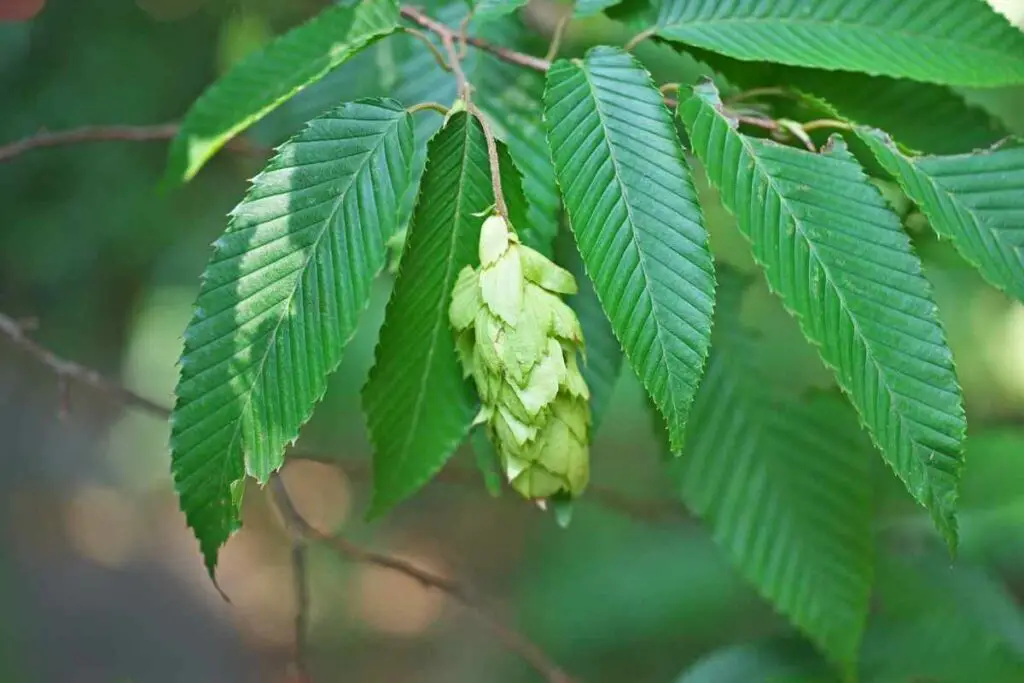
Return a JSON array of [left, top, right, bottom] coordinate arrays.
[[0, 312, 171, 417], [402, 27, 451, 72], [0, 307, 591, 680], [400, 6, 551, 73], [271, 476, 578, 683], [288, 540, 312, 683], [291, 451, 687, 526], [0, 307, 684, 525], [0, 124, 265, 164]]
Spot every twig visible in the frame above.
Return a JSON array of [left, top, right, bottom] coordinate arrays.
[[776, 119, 817, 152], [289, 540, 311, 682], [545, 14, 571, 63], [402, 27, 451, 72], [0, 124, 264, 164], [734, 114, 782, 133], [407, 101, 451, 117], [0, 312, 170, 418], [289, 451, 687, 526], [659, 83, 681, 98], [470, 105, 510, 221], [0, 307, 685, 525], [800, 118, 853, 133], [399, 6, 551, 73], [270, 476, 577, 683], [624, 27, 656, 52]]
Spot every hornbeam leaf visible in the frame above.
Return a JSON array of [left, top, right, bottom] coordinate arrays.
[[679, 81, 966, 549], [544, 47, 715, 451], [860, 132, 1024, 302], [165, 0, 400, 184], [170, 99, 414, 574], [363, 112, 494, 515], [649, 0, 1024, 87], [673, 270, 874, 672]]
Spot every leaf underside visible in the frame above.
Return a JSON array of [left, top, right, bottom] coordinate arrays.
[[674, 271, 874, 671], [860, 132, 1024, 302], [650, 0, 1024, 86], [165, 0, 400, 184], [170, 99, 414, 573], [544, 47, 716, 451], [363, 112, 494, 515], [679, 82, 966, 549]]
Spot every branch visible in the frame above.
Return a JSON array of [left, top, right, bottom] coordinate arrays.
[[288, 538, 312, 683], [400, 6, 551, 73], [271, 475, 577, 683], [290, 450, 687, 525], [0, 312, 170, 418], [0, 124, 265, 164], [0, 307, 685, 526]]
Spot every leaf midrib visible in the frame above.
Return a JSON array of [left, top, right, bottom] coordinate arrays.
[[658, 17, 1020, 64], [391, 119, 478, 481], [732, 130, 942, 491], [221, 116, 402, 480], [578, 61, 681, 427]]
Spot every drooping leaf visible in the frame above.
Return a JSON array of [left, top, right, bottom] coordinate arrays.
[[647, 0, 1024, 87], [170, 99, 414, 574], [671, 270, 874, 671], [363, 112, 493, 515], [165, 0, 401, 184], [474, 17, 560, 252], [544, 47, 715, 451], [677, 638, 835, 683], [679, 81, 966, 549], [859, 132, 1024, 302], [863, 556, 1024, 682]]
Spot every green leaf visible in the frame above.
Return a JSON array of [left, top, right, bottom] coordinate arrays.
[[165, 0, 400, 184], [679, 81, 966, 550], [863, 556, 1024, 682], [672, 271, 874, 671], [677, 638, 835, 683], [689, 49, 1006, 155], [859, 132, 1024, 302], [363, 112, 493, 515], [474, 17, 560, 252], [544, 47, 715, 451], [649, 0, 1024, 87], [170, 99, 414, 574], [555, 227, 623, 427]]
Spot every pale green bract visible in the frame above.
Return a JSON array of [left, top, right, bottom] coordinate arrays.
[[450, 215, 591, 499]]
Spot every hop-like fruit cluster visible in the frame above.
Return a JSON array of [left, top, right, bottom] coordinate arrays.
[[449, 214, 591, 500]]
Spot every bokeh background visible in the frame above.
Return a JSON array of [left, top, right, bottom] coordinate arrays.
[[2, 1, 1024, 681]]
